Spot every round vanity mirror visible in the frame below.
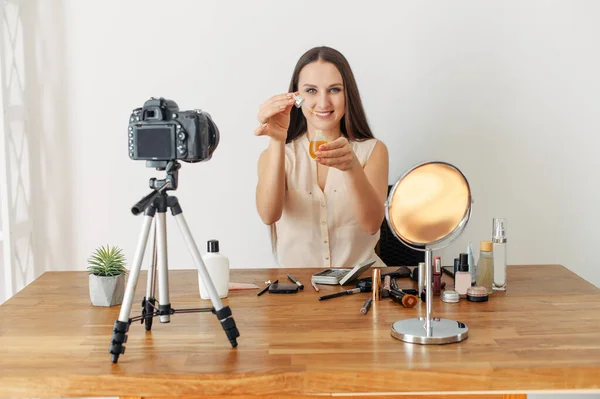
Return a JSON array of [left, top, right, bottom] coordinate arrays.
[[385, 161, 472, 344]]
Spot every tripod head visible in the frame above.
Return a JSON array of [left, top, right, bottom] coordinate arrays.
[[147, 160, 180, 191], [131, 160, 181, 215]]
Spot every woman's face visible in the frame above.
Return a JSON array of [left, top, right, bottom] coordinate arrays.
[[297, 60, 346, 132]]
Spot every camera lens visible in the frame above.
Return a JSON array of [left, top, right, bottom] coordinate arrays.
[[207, 115, 220, 154]]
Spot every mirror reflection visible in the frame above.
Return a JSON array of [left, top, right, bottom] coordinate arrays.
[[388, 163, 470, 245]]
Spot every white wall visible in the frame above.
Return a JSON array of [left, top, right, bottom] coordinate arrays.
[[0, 0, 72, 304], [12, 0, 600, 299]]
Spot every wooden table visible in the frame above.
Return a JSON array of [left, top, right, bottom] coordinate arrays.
[[1, 265, 599, 399]]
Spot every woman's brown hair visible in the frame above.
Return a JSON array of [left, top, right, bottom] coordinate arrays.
[[286, 46, 375, 143]]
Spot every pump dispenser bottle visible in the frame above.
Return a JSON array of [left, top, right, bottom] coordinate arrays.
[[492, 218, 507, 291], [454, 253, 471, 296]]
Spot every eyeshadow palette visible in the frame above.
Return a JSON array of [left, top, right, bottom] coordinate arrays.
[[311, 259, 376, 285]]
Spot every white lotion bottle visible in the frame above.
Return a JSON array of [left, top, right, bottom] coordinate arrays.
[[198, 239, 230, 299], [492, 218, 507, 291]]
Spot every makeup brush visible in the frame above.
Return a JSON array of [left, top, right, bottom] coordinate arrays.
[[390, 288, 418, 308]]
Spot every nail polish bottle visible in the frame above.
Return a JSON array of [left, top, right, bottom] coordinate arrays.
[[454, 253, 471, 296]]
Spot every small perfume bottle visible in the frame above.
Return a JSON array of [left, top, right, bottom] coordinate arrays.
[[309, 130, 327, 159], [492, 218, 507, 291], [454, 253, 471, 296], [476, 241, 494, 294]]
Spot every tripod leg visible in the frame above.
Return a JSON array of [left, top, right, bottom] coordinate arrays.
[[109, 207, 156, 363], [143, 218, 158, 331], [155, 209, 171, 323], [168, 197, 239, 348]]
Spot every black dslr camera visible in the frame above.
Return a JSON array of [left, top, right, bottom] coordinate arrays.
[[127, 97, 219, 163]]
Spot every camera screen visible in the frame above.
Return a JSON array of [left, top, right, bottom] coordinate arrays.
[[135, 126, 175, 159]]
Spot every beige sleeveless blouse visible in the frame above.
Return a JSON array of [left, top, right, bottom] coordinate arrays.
[[270, 133, 386, 268]]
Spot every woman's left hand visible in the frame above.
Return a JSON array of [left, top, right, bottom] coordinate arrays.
[[315, 137, 359, 172]]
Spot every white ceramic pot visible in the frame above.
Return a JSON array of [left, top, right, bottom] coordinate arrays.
[[89, 274, 125, 307]]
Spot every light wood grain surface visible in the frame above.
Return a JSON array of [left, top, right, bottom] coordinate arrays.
[[1, 265, 599, 399]]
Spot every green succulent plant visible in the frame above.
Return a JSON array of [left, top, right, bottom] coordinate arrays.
[[87, 245, 128, 277]]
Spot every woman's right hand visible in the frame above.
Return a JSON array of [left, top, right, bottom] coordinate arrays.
[[254, 92, 296, 142]]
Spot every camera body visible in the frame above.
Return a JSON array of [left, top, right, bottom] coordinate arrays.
[[128, 97, 219, 163]]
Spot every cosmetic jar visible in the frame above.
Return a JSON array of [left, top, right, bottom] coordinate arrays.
[[442, 290, 459, 303], [466, 286, 489, 302]]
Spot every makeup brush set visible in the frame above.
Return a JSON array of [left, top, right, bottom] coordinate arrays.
[[356, 267, 419, 308]]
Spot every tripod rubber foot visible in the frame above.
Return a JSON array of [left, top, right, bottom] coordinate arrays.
[[109, 320, 129, 363], [222, 317, 239, 348], [215, 306, 240, 348]]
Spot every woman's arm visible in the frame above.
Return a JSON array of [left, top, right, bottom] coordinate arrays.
[[254, 92, 296, 225], [315, 138, 389, 234], [343, 141, 389, 234], [256, 139, 286, 225]]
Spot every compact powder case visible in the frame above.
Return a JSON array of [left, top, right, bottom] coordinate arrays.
[[466, 286, 489, 302], [442, 290, 460, 303]]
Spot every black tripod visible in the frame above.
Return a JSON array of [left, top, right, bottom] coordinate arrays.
[[109, 160, 239, 363]]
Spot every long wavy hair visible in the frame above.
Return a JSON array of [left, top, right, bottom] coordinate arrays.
[[286, 46, 375, 143]]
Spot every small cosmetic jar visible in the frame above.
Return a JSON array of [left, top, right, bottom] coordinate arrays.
[[442, 290, 459, 303], [466, 286, 489, 302]]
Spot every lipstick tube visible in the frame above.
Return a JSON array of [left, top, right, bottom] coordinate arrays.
[[433, 256, 442, 296], [372, 269, 381, 301], [382, 275, 391, 298]]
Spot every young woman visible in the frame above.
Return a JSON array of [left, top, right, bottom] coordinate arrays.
[[255, 46, 389, 268]]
